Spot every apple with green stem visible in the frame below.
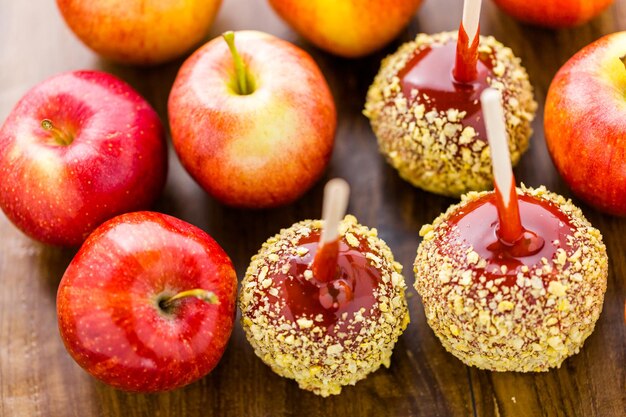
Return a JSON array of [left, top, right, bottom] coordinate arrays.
[[57, 211, 238, 392], [0, 70, 167, 246], [545, 31, 626, 215], [168, 30, 336, 208]]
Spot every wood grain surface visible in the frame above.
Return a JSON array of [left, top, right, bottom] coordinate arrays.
[[1, 0, 625, 416]]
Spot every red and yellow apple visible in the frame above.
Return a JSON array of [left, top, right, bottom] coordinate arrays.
[[57, 211, 237, 392], [168, 31, 336, 208], [545, 31, 626, 215], [268, 0, 423, 57], [0, 70, 167, 246], [56, 0, 223, 65], [492, 0, 614, 28]]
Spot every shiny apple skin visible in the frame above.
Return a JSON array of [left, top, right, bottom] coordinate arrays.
[[0, 70, 167, 246], [56, 0, 223, 65], [57, 211, 238, 392], [268, 0, 423, 58], [545, 32, 626, 215], [492, 0, 614, 28], [168, 31, 336, 208]]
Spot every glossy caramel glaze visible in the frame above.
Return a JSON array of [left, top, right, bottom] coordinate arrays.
[[240, 216, 409, 396]]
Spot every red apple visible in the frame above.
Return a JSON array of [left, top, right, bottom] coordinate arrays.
[[545, 32, 626, 215], [57, 211, 237, 392], [268, 0, 423, 58], [56, 0, 223, 65], [0, 70, 167, 246], [492, 0, 614, 28], [168, 31, 336, 208]]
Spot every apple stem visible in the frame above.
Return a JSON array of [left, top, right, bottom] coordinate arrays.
[[41, 119, 72, 146], [621, 55, 626, 70], [160, 289, 219, 310], [222, 31, 251, 95]]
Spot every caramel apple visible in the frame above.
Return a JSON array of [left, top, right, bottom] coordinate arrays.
[[364, 0, 536, 197], [413, 90, 608, 371], [239, 180, 409, 396]]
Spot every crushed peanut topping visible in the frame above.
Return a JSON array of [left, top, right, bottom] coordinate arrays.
[[414, 186, 608, 371], [364, 32, 537, 197], [240, 215, 410, 396]]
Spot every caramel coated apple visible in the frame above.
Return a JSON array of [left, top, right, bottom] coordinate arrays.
[[240, 215, 409, 396], [414, 186, 608, 371], [365, 32, 536, 197]]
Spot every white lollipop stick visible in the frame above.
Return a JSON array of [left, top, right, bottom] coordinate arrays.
[[320, 178, 350, 245], [462, 0, 482, 41], [481, 88, 514, 207]]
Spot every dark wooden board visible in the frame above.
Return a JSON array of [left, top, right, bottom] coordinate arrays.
[[0, 0, 624, 416]]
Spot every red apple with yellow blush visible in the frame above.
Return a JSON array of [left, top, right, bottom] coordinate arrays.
[[168, 31, 336, 208], [545, 31, 626, 215], [0, 70, 167, 246], [56, 0, 223, 65], [492, 0, 614, 28], [268, 0, 423, 57]]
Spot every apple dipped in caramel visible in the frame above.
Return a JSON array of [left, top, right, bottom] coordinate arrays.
[[414, 90, 608, 372], [239, 179, 409, 396], [364, 0, 536, 197]]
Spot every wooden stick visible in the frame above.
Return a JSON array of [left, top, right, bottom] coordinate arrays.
[[319, 178, 350, 245], [462, 0, 482, 42], [453, 0, 482, 83], [480, 88, 524, 244], [312, 179, 350, 284]]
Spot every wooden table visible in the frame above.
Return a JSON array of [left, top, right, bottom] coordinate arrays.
[[1, 0, 625, 416]]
